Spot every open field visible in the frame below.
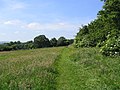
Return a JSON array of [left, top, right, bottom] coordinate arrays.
[[0, 47, 63, 90], [0, 47, 120, 90]]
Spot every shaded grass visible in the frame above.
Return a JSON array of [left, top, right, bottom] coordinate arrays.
[[0, 47, 63, 90], [55, 47, 120, 90]]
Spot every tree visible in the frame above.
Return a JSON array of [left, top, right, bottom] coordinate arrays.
[[50, 38, 57, 47], [98, 0, 120, 56], [23, 41, 35, 49], [57, 37, 67, 46], [74, 0, 120, 56], [34, 35, 50, 48], [98, 0, 120, 30], [68, 39, 74, 45]]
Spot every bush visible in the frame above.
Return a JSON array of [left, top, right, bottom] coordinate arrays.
[[100, 37, 120, 56]]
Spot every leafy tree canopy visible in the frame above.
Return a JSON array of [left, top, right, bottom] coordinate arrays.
[[74, 0, 120, 56], [34, 35, 50, 48]]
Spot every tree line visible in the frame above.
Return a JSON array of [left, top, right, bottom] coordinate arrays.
[[74, 0, 120, 56], [0, 35, 73, 51]]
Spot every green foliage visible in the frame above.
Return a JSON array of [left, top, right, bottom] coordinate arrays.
[[74, 19, 105, 48], [24, 41, 35, 49], [57, 37, 68, 46], [50, 38, 57, 47], [34, 35, 50, 48], [67, 39, 74, 45], [0, 35, 73, 51], [100, 36, 120, 56], [0, 44, 12, 51], [0, 41, 35, 51], [74, 0, 120, 56]]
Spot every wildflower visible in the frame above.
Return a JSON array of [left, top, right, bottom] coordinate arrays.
[[111, 44, 113, 46], [115, 52, 118, 54], [110, 52, 112, 54], [110, 47, 113, 49], [114, 44, 116, 47]]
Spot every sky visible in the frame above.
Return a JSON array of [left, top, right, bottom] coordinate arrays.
[[0, 0, 103, 42]]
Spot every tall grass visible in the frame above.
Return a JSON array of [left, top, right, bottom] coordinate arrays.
[[55, 47, 120, 90], [0, 47, 63, 90]]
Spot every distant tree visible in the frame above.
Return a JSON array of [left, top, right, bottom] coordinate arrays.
[[0, 35, 72, 51], [34, 35, 50, 48], [0, 44, 12, 51], [17, 41, 21, 44], [24, 40, 35, 49], [68, 39, 74, 45], [50, 38, 57, 47], [26, 40, 33, 44], [57, 37, 67, 46]]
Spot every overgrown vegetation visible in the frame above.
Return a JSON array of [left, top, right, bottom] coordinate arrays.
[[74, 0, 120, 56]]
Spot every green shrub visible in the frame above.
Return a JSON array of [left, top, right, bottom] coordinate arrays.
[[100, 37, 120, 56], [96, 41, 105, 47]]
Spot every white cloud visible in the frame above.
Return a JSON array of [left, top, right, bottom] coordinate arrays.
[[26, 22, 41, 30], [3, 20, 79, 31], [3, 20, 23, 26], [25, 22, 78, 31], [4, 20, 16, 25]]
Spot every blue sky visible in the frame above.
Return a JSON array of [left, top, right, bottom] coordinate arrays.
[[0, 0, 103, 42]]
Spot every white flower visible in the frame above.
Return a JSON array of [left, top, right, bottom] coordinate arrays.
[[110, 52, 112, 54], [110, 47, 113, 49], [115, 52, 118, 54]]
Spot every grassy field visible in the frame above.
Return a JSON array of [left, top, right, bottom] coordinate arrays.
[[0, 47, 120, 90], [55, 47, 120, 90], [0, 47, 63, 90]]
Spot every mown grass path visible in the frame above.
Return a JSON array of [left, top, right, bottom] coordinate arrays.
[[55, 47, 120, 90], [57, 48, 80, 90], [56, 47, 84, 90]]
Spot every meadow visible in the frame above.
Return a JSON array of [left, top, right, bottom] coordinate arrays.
[[56, 47, 120, 90], [0, 47, 120, 90], [0, 47, 63, 90]]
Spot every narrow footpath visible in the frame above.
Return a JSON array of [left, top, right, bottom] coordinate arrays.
[[55, 47, 84, 90]]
